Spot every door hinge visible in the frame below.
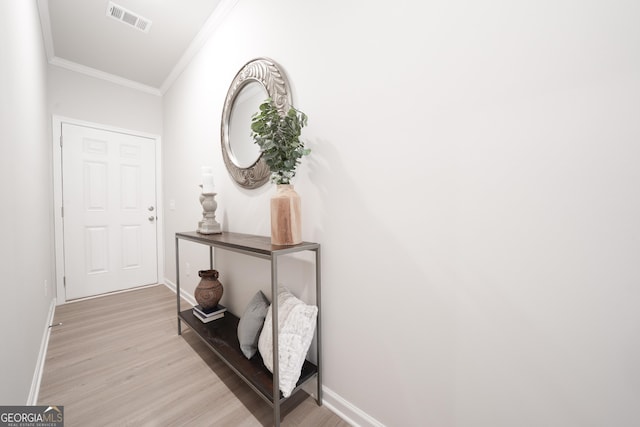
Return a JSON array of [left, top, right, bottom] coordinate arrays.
[[60, 135, 63, 147], [63, 276, 66, 288], [61, 206, 64, 217]]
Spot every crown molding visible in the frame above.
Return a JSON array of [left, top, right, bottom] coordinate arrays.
[[36, 0, 55, 62], [159, 0, 240, 94], [49, 56, 162, 96]]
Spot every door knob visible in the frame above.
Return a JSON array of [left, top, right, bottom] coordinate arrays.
[[148, 216, 155, 222], [148, 206, 155, 211]]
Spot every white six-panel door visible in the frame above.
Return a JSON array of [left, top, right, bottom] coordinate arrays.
[[62, 123, 158, 300]]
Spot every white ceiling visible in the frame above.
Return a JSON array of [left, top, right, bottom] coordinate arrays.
[[38, 0, 235, 95]]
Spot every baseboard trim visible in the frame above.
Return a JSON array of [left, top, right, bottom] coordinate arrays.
[[27, 298, 56, 405], [321, 386, 385, 427], [163, 278, 197, 307]]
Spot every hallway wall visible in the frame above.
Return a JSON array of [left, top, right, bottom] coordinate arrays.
[[162, 1, 640, 425], [0, 0, 55, 404], [48, 65, 163, 136]]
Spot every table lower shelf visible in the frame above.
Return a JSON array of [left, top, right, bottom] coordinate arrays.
[[178, 309, 318, 404]]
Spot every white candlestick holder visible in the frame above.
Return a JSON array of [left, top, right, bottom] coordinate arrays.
[[197, 191, 222, 234]]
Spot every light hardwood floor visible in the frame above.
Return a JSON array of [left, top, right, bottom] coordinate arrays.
[[38, 285, 349, 427]]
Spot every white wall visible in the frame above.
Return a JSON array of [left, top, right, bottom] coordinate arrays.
[[48, 66, 162, 135], [0, 0, 54, 404], [163, 1, 640, 425]]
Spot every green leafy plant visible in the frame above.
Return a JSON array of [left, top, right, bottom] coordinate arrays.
[[250, 98, 310, 185]]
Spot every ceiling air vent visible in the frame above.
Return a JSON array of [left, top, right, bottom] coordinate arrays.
[[106, 2, 152, 34]]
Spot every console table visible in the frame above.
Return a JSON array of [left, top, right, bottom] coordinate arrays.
[[175, 231, 322, 426]]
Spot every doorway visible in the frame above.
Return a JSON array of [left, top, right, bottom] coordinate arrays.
[[53, 118, 162, 302]]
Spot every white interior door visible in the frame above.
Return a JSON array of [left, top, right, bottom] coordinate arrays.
[[62, 123, 158, 300]]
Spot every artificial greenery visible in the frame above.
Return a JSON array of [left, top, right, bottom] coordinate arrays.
[[250, 98, 309, 185]]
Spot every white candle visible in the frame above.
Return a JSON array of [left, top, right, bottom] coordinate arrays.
[[201, 167, 215, 193], [202, 173, 215, 193]]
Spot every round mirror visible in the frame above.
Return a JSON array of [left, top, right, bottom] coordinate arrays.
[[228, 82, 266, 168], [221, 58, 291, 189]]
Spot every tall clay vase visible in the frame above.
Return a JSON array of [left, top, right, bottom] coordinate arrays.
[[270, 184, 302, 245], [194, 270, 223, 310]]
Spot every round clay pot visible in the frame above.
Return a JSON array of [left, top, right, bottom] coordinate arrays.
[[194, 269, 223, 310]]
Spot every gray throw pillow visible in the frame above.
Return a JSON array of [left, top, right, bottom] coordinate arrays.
[[237, 290, 270, 359]]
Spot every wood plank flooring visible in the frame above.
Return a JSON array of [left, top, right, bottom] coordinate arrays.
[[38, 285, 350, 427]]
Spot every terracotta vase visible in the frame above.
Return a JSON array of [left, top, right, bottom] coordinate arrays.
[[194, 270, 223, 310], [270, 184, 302, 245]]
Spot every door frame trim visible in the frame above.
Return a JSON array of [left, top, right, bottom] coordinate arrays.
[[51, 115, 164, 304]]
